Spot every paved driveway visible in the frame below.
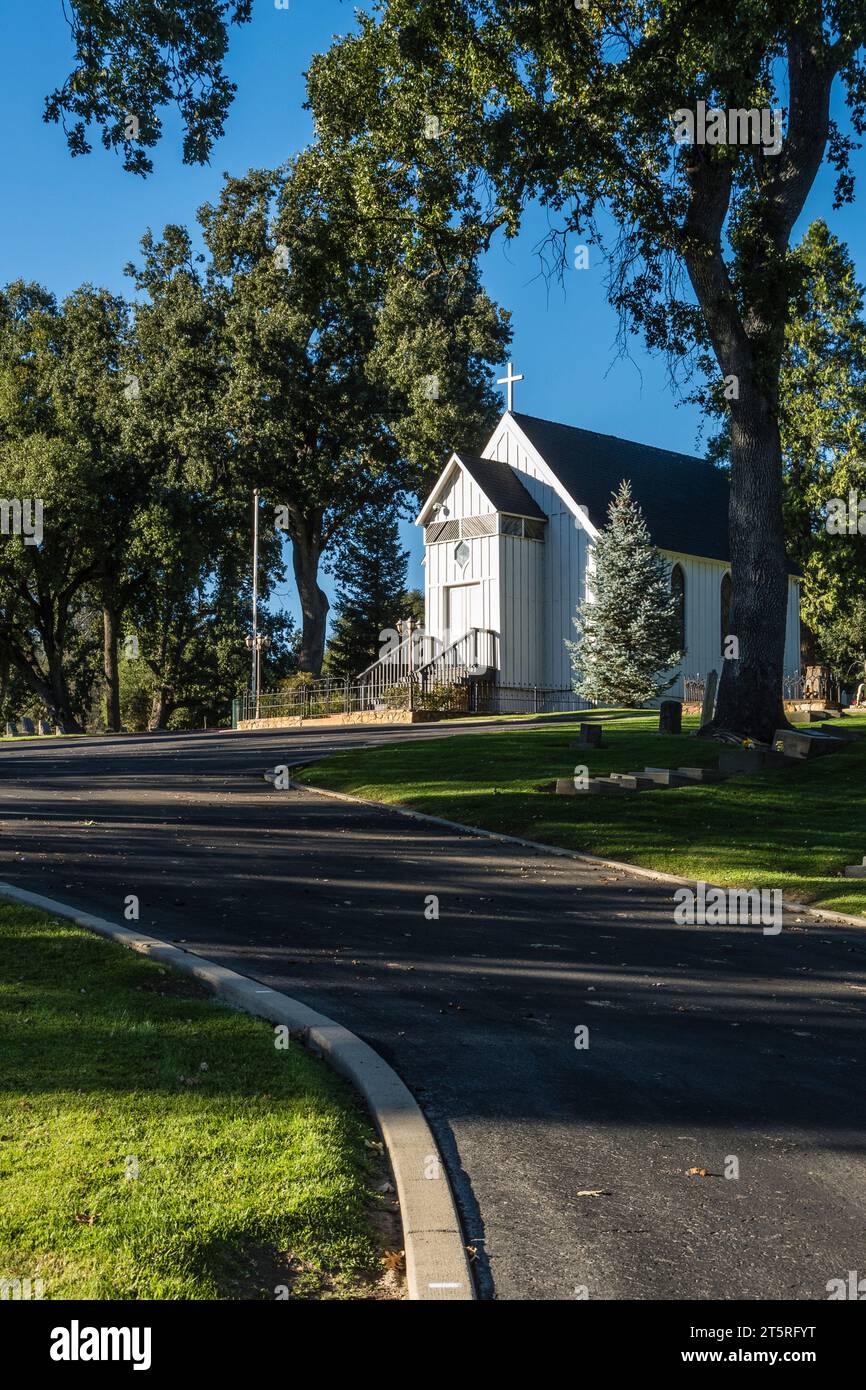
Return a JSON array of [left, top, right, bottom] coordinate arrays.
[[2, 727, 865, 1300]]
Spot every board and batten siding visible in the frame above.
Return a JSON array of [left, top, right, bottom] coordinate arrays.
[[488, 421, 586, 687], [663, 551, 802, 694], [663, 551, 729, 695], [497, 533, 545, 685]]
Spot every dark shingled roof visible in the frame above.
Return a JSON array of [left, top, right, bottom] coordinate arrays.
[[455, 451, 548, 521], [512, 412, 731, 562]]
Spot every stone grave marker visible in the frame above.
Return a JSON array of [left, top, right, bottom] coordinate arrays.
[[774, 727, 844, 760], [38, 719, 53, 735], [676, 765, 727, 783], [658, 700, 682, 735], [20, 717, 35, 735], [5, 721, 19, 737], [700, 669, 718, 728], [640, 766, 694, 787]]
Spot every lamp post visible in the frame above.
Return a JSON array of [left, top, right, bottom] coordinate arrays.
[[245, 633, 272, 721], [250, 488, 260, 698]]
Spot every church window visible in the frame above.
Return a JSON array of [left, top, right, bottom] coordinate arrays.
[[720, 572, 732, 653], [670, 563, 686, 650], [523, 519, 546, 541], [500, 515, 522, 536], [454, 540, 470, 569]]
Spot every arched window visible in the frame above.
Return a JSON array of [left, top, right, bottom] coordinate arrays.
[[670, 564, 686, 652], [720, 572, 732, 654]]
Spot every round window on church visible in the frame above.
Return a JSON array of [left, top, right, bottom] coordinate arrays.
[[455, 540, 470, 569]]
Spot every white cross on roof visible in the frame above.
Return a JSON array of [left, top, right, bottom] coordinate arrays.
[[496, 361, 524, 412]]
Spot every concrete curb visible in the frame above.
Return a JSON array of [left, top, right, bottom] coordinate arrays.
[[287, 776, 866, 936], [0, 880, 474, 1302]]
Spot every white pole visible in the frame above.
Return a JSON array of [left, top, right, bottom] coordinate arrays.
[[251, 489, 260, 707]]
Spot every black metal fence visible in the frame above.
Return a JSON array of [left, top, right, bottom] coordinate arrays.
[[681, 672, 807, 704], [234, 678, 587, 724], [470, 685, 589, 715]]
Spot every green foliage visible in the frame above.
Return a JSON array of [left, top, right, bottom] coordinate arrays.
[[782, 224, 866, 664], [568, 482, 683, 706], [0, 282, 133, 729], [818, 595, 866, 685], [323, 509, 412, 678], [193, 151, 508, 673], [45, 1, 252, 174]]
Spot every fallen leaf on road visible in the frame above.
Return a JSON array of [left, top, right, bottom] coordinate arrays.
[[383, 1249, 405, 1273], [576, 1189, 611, 1198], [687, 1167, 709, 1178]]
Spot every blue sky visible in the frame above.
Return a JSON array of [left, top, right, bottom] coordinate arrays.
[[3, 1, 866, 627]]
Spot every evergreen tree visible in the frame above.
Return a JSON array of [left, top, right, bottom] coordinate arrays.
[[324, 511, 411, 679], [568, 483, 683, 708]]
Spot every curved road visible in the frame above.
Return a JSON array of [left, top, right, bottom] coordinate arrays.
[[2, 725, 865, 1300]]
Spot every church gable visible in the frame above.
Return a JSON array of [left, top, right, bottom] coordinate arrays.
[[481, 413, 598, 540], [417, 451, 547, 533], [509, 411, 731, 563]]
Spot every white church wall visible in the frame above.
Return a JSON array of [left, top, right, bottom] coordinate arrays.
[[497, 534, 544, 685], [432, 462, 496, 521], [425, 530, 499, 652], [487, 419, 590, 688], [663, 552, 802, 696], [663, 551, 728, 696]]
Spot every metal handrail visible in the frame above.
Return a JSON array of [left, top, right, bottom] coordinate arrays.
[[414, 628, 497, 686]]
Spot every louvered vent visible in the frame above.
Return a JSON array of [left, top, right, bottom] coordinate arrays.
[[461, 515, 496, 538], [424, 522, 447, 545]]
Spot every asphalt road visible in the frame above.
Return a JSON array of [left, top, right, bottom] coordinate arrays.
[[2, 726, 865, 1301]]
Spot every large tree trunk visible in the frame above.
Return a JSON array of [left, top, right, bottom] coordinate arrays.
[[9, 646, 83, 733], [103, 602, 122, 732], [290, 512, 329, 676], [148, 687, 172, 730], [702, 395, 790, 743]]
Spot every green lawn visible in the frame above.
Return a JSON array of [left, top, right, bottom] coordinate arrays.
[[298, 710, 866, 918], [0, 904, 397, 1300]]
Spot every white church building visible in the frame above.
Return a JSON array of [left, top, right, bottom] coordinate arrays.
[[414, 384, 801, 699]]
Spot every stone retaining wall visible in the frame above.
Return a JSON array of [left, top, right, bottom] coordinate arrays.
[[237, 709, 440, 730]]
